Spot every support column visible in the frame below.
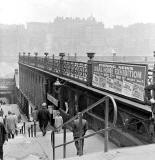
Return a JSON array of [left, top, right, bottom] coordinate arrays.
[[86, 53, 95, 86], [75, 93, 79, 113], [68, 90, 75, 117]]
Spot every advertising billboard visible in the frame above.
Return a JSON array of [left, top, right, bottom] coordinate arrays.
[[92, 62, 148, 102]]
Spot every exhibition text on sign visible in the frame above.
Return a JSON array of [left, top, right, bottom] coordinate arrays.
[[92, 62, 148, 101]]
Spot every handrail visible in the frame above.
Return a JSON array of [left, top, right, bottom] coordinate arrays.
[[55, 95, 117, 131], [51, 95, 117, 160], [54, 127, 112, 149]]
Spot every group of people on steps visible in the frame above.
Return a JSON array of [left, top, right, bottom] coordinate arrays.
[[0, 100, 88, 159]]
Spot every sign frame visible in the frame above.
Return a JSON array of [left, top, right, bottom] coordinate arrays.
[[92, 61, 148, 103]]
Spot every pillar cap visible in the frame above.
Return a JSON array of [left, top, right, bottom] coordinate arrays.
[[59, 53, 65, 58], [87, 52, 95, 60], [44, 52, 49, 56], [34, 52, 38, 56]]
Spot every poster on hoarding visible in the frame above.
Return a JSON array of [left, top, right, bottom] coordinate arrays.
[[92, 62, 148, 102]]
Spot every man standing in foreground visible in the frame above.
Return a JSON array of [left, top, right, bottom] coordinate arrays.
[[72, 112, 88, 156], [37, 103, 50, 136], [0, 118, 7, 160]]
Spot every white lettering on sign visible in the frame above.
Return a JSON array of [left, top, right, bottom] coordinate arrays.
[[47, 93, 58, 106]]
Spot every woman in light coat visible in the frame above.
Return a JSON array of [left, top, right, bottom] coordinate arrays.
[[6, 111, 16, 139], [54, 111, 63, 133]]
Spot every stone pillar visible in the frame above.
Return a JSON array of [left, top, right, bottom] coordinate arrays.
[[59, 53, 65, 75], [44, 52, 49, 70], [34, 52, 38, 67], [87, 52, 95, 86], [28, 52, 31, 64]]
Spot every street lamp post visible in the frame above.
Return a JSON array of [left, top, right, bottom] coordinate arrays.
[[53, 78, 62, 109], [87, 52, 95, 86], [59, 53, 65, 75]]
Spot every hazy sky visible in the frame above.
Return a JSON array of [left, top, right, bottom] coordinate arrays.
[[0, 0, 155, 27]]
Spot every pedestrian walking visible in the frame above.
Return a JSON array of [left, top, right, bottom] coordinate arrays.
[[0, 117, 7, 160], [54, 111, 63, 133], [37, 103, 50, 136], [72, 112, 88, 156], [12, 113, 18, 135], [6, 111, 17, 139], [32, 107, 38, 122]]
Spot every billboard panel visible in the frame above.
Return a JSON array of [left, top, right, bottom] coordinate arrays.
[[92, 62, 148, 101]]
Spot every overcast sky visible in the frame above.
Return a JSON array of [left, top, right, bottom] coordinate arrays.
[[0, 0, 155, 27]]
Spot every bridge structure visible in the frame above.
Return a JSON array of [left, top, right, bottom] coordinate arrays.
[[17, 52, 154, 147]]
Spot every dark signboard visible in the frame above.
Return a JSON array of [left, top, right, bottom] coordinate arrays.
[[92, 61, 148, 102]]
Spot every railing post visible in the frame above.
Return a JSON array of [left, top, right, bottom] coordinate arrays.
[[34, 121, 36, 137], [59, 53, 65, 75], [86, 52, 95, 86], [104, 97, 109, 152], [63, 127, 66, 158], [28, 127, 30, 137], [34, 52, 38, 67], [31, 124, 33, 137], [52, 131, 55, 160], [21, 126, 23, 134], [44, 52, 49, 70], [23, 122, 25, 134], [28, 52, 31, 65], [79, 113, 83, 156], [53, 54, 55, 71], [23, 52, 26, 63]]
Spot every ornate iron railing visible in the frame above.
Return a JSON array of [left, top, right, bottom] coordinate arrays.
[[19, 55, 89, 84], [62, 60, 88, 82]]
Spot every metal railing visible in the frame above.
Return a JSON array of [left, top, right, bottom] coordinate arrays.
[[20, 122, 26, 134], [51, 95, 117, 160], [19, 55, 89, 84], [27, 121, 37, 137]]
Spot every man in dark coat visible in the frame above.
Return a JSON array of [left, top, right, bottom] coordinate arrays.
[[37, 103, 50, 136], [0, 120, 7, 160], [72, 112, 88, 156]]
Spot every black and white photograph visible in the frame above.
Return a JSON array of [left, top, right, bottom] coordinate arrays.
[[0, 0, 155, 159]]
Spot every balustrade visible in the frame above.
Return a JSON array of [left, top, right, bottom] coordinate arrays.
[[19, 53, 89, 84], [19, 52, 155, 103]]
